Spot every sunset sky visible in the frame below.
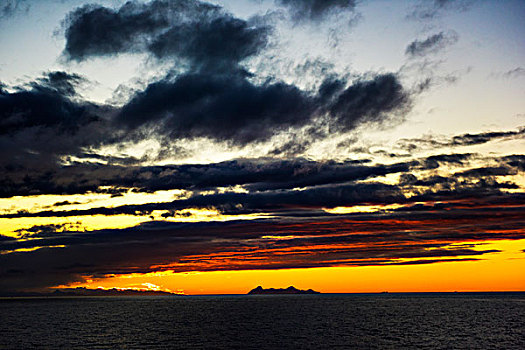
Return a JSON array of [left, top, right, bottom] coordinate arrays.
[[0, 0, 524, 295]]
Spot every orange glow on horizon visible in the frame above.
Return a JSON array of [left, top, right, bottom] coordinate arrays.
[[64, 239, 525, 295]]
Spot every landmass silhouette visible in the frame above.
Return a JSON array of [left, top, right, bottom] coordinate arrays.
[[51, 287, 179, 297], [0, 287, 180, 297], [248, 286, 320, 295]]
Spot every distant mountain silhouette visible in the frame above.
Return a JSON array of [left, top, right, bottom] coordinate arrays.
[[248, 286, 320, 295], [0, 287, 181, 297], [51, 287, 180, 297]]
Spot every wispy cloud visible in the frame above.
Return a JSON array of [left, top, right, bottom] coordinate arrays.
[[407, 0, 478, 21], [405, 31, 459, 58]]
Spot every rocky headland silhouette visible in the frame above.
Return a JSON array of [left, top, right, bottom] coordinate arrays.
[[248, 286, 320, 295]]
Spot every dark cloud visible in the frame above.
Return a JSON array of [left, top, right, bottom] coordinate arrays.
[[0, 71, 96, 134], [408, 177, 522, 204], [456, 166, 516, 178], [0, 146, 520, 204], [276, 0, 357, 22], [0, 155, 413, 198], [64, 0, 202, 60], [423, 153, 472, 169], [63, 0, 269, 71], [117, 71, 410, 145], [0, 71, 111, 179], [60, 1, 411, 147], [33, 71, 87, 97], [405, 31, 458, 58], [502, 155, 525, 172], [52, 200, 82, 207], [15, 224, 71, 239], [267, 135, 312, 157], [0, 182, 405, 218], [147, 181, 404, 212], [328, 74, 411, 131], [0, 70, 412, 196], [148, 15, 270, 71], [3, 155, 522, 219], [397, 126, 525, 151], [117, 71, 315, 144], [451, 128, 525, 146]]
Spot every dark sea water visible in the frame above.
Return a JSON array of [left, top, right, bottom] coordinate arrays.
[[1, 293, 524, 349]]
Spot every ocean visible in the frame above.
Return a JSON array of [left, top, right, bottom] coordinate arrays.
[[1, 293, 524, 349]]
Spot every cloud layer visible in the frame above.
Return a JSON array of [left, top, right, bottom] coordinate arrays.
[[2, 204, 522, 293]]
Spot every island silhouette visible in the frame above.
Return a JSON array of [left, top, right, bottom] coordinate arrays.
[[248, 286, 320, 295]]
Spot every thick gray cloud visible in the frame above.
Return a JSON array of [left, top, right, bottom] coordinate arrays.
[[0, 68, 411, 198], [60, 0, 411, 147], [328, 74, 411, 131], [0, 181, 405, 218], [423, 153, 472, 169], [64, 0, 212, 59], [117, 72, 410, 145], [0, 156, 408, 198], [147, 15, 270, 71], [0, 71, 112, 178], [63, 0, 269, 71], [0, 71, 95, 134], [116, 71, 316, 144], [3, 151, 523, 218]]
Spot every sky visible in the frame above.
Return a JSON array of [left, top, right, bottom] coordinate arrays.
[[0, 0, 524, 295]]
